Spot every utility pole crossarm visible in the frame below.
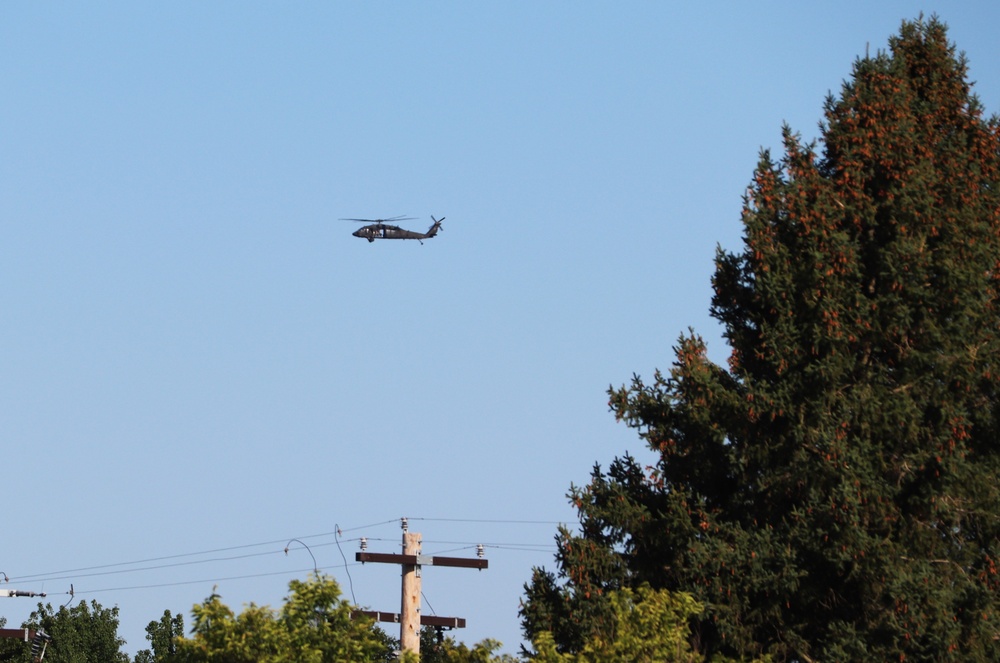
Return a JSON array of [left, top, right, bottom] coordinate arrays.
[[352, 610, 467, 629], [355, 552, 488, 569]]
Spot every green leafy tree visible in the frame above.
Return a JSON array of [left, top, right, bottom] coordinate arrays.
[[530, 586, 712, 663], [522, 16, 1000, 662], [0, 616, 23, 662], [173, 573, 393, 662], [418, 626, 519, 663], [0, 600, 131, 663], [133, 610, 184, 663]]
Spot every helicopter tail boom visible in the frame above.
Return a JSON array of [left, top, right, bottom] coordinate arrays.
[[426, 216, 445, 238]]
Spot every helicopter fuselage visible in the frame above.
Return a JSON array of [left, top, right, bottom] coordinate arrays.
[[349, 216, 444, 244], [353, 224, 429, 242]]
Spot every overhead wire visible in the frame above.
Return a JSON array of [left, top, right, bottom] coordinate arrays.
[[8, 538, 379, 586], [284, 539, 319, 575], [7, 529, 344, 583], [334, 525, 356, 604], [79, 564, 330, 595], [410, 517, 567, 525], [12, 547, 288, 584], [6, 516, 564, 602]]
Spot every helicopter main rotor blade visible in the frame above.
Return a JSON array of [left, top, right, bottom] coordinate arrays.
[[339, 216, 416, 223]]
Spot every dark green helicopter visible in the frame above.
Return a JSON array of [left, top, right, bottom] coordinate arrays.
[[343, 215, 444, 244]]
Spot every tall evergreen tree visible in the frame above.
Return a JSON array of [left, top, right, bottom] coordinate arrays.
[[521, 16, 1000, 662]]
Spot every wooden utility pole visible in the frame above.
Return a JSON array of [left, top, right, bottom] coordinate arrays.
[[400, 531, 422, 653], [354, 519, 488, 658]]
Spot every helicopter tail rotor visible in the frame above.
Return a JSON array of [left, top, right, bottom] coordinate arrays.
[[427, 216, 445, 237]]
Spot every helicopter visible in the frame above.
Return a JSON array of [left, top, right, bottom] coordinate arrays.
[[342, 215, 445, 244]]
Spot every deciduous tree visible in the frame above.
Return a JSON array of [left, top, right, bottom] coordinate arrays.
[[133, 610, 184, 663], [0, 600, 131, 663], [418, 626, 519, 663], [530, 586, 708, 663], [174, 573, 393, 662]]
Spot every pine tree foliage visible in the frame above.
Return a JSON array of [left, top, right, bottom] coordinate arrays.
[[521, 17, 1000, 662]]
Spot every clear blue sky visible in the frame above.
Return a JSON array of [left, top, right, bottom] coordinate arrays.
[[2, 2, 998, 656]]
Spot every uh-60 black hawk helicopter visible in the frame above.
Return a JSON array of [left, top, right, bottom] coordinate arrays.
[[342, 215, 444, 244]]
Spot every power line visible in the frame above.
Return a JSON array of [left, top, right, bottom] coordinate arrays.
[[11, 548, 287, 584], [411, 517, 567, 525], [334, 525, 356, 604], [8, 530, 341, 583], [76, 564, 333, 595], [5, 538, 555, 603], [6, 516, 563, 597], [337, 518, 401, 533], [421, 539, 557, 547]]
